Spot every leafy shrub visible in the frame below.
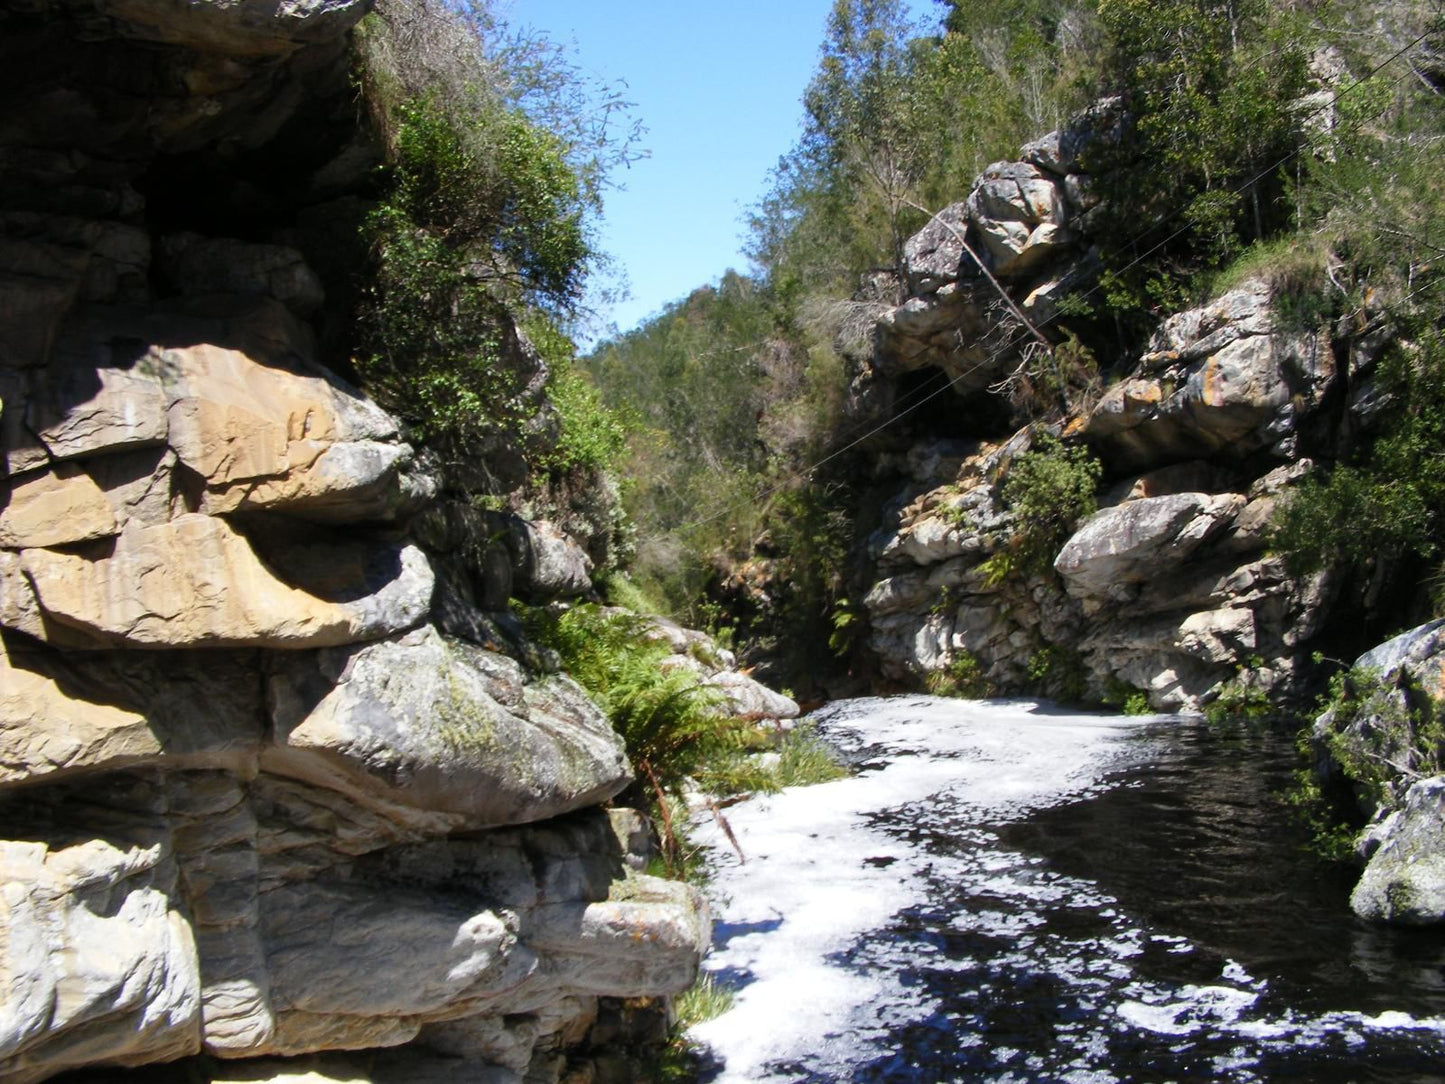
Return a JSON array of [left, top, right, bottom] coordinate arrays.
[[1085, 0, 1312, 318], [1102, 675, 1151, 715], [1286, 663, 1445, 862], [1313, 665, 1445, 811], [1027, 643, 1088, 702], [776, 724, 848, 787], [1122, 690, 1152, 716], [998, 431, 1102, 575], [351, 0, 638, 522], [1272, 329, 1445, 579], [828, 596, 864, 659], [752, 484, 858, 681], [531, 340, 629, 476], [1205, 233, 1334, 330], [1283, 768, 1362, 864], [926, 652, 993, 698], [652, 971, 736, 1082], [999, 333, 1103, 420], [527, 604, 739, 800], [696, 722, 846, 798], [594, 570, 666, 615], [355, 98, 588, 447], [1203, 677, 1272, 726]]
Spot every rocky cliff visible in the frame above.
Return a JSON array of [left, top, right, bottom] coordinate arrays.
[[849, 96, 1394, 715], [0, 3, 715, 1081], [820, 89, 1445, 927]]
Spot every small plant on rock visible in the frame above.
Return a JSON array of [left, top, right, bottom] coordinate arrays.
[[1027, 644, 1089, 703], [1312, 665, 1445, 814], [1203, 676, 1272, 726], [527, 605, 737, 795], [995, 431, 1102, 578], [926, 652, 993, 699], [1102, 675, 1152, 715], [651, 972, 735, 1082]]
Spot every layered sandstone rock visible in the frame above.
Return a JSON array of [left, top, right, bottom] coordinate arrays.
[[0, 2, 712, 1081]]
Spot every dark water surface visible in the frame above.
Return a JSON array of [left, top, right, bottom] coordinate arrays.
[[689, 698, 1445, 1083]]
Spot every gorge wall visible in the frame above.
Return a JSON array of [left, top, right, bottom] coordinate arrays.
[[821, 86, 1445, 927], [0, 3, 719, 1081], [848, 94, 1386, 715]]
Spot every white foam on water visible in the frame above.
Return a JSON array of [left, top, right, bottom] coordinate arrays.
[[688, 697, 1152, 1081], [685, 696, 1445, 1081]]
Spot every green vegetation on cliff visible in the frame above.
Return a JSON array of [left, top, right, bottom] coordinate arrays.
[[351, 0, 633, 526]]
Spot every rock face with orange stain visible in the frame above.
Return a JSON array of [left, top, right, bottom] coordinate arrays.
[[851, 125, 1363, 715], [1084, 280, 1337, 469], [0, 3, 711, 1082]]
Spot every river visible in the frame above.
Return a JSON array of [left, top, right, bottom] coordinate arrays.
[[686, 697, 1445, 1083]]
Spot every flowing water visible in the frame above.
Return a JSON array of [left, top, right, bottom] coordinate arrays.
[[686, 697, 1445, 1083]]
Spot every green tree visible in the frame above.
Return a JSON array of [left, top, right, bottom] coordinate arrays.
[[939, 0, 1095, 136], [1267, 7, 1445, 604], [352, 0, 634, 496], [998, 431, 1102, 575], [801, 0, 928, 295], [1085, 0, 1311, 312], [581, 273, 807, 620]]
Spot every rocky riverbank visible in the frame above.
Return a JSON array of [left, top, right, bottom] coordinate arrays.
[[852, 92, 1381, 714]]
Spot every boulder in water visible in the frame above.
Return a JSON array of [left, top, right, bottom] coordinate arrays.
[[1352, 777, 1445, 925]]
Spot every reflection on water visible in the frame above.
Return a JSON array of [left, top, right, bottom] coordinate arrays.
[[999, 723, 1445, 1018], [688, 698, 1445, 1083]]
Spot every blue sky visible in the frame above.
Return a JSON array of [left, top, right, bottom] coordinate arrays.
[[511, 0, 937, 344]]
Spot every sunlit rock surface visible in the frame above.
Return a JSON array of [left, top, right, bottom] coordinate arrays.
[[0, 2, 711, 1080], [847, 106, 1356, 715], [1353, 777, 1445, 925]]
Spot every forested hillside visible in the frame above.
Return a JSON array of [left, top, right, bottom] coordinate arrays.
[[583, 0, 1445, 704]]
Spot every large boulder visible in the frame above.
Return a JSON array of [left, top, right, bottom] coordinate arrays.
[[857, 419, 1327, 712], [1085, 281, 1335, 468], [1054, 492, 1245, 603], [1356, 618, 1445, 700], [902, 202, 970, 295], [966, 161, 1073, 279], [0, 463, 117, 547], [265, 625, 633, 829], [157, 233, 325, 317], [509, 519, 594, 602], [92, 0, 370, 54], [1352, 777, 1445, 925]]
